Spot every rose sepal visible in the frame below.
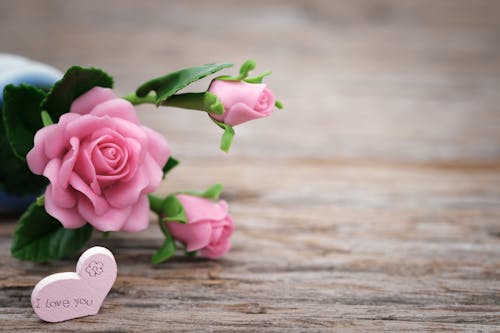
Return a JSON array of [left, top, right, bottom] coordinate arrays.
[[209, 116, 235, 153], [151, 221, 177, 264]]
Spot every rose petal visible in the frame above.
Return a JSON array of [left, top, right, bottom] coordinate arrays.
[[167, 220, 212, 252], [254, 87, 275, 113], [103, 166, 149, 208], [69, 173, 109, 215], [77, 197, 132, 232], [177, 195, 229, 223], [112, 117, 149, 145], [120, 195, 150, 232], [201, 238, 232, 259], [26, 125, 57, 174], [59, 137, 80, 188], [224, 102, 270, 126], [89, 98, 140, 124], [44, 113, 80, 159], [74, 140, 99, 194], [64, 115, 114, 140], [44, 185, 86, 229], [142, 126, 170, 167], [142, 154, 164, 193], [209, 80, 265, 110], [70, 87, 116, 115], [43, 159, 77, 208]]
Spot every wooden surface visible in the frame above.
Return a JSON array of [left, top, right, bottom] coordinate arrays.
[[1, 0, 500, 331]]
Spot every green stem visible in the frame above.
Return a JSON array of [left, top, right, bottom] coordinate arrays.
[[123, 93, 156, 105], [163, 92, 224, 114], [158, 218, 170, 237], [148, 194, 164, 214], [123, 92, 224, 115]]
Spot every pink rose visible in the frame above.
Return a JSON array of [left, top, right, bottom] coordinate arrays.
[[27, 87, 169, 232], [166, 194, 234, 259], [208, 80, 275, 126]]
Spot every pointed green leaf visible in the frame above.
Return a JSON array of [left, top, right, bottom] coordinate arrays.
[[136, 63, 233, 105], [201, 183, 223, 200], [275, 100, 284, 109], [185, 250, 198, 257], [151, 231, 176, 264], [180, 183, 223, 200], [2, 84, 46, 160], [41, 66, 113, 122], [162, 156, 179, 177], [239, 59, 256, 78], [40, 110, 54, 126], [0, 132, 48, 195], [220, 124, 235, 152], [161, 194, 187, 224], [244, 70, 272, 84], [11, 203, 93, 262], [217, 59, 256, 81], [210, 117, 235, 153]]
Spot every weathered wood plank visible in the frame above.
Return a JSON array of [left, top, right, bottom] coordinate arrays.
[[1, 159, 500, 331]]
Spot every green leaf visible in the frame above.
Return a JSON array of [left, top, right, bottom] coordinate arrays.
[[161, 194, 187, 224], [0, 85, 49, 195], [201, 183, 223, 200], [220, 124, 235, 152], [162, 156, 179, 177], [0, 131, 48, 195], [41, 66, 113, 122], [275, 100, 284, 109], [2, 84, 46, 160], [11, 203, 93, 262], [181, 183, 223, 200], [210, 117, 235, 153], [136, 63, 233, 105], [162, 92, 224, 115], [244, 70, 272, 84], [40, 110, 54, 126], [151, 231, 176, 264], [185, 250, 198, 257]]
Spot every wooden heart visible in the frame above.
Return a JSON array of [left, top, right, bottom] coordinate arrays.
[[31, 246, 117, 323]]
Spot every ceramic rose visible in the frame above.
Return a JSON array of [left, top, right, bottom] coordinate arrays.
[[208, 80, 275, 126], [166, 194, 234, 258], [26, 87, 169, 232]]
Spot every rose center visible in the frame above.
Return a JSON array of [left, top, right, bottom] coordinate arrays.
[[255, 94, 269, 111], [102, 146, 118, 160], [99, 143, 123, 166]]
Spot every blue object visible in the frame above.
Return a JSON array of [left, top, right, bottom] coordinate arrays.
[[0, 54, 62, 214]]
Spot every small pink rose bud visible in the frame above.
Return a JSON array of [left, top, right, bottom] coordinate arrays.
[[165, 194, 234, 259], [209, 80, 275, 126]]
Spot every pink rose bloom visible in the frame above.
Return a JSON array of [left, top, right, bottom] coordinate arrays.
[[27, 87, 169, 232], [166, 194, 234, 259], [208, 80, 275, 126]]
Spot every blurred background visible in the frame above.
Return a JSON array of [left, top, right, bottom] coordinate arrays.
[[2, 0, 499, 164]]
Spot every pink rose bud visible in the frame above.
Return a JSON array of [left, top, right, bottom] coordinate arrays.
[[208, 80, 275, 126], [27, 87, 170, 232], [166, 194, 234, 259]]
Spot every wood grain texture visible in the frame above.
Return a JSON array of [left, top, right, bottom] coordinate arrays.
[[0, 0, 499, 331]]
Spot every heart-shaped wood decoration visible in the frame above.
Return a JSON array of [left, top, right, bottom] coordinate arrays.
[[31, 246, 117, 322]]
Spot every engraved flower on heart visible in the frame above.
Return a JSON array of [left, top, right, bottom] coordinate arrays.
[[86, 260, 104, 277]]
